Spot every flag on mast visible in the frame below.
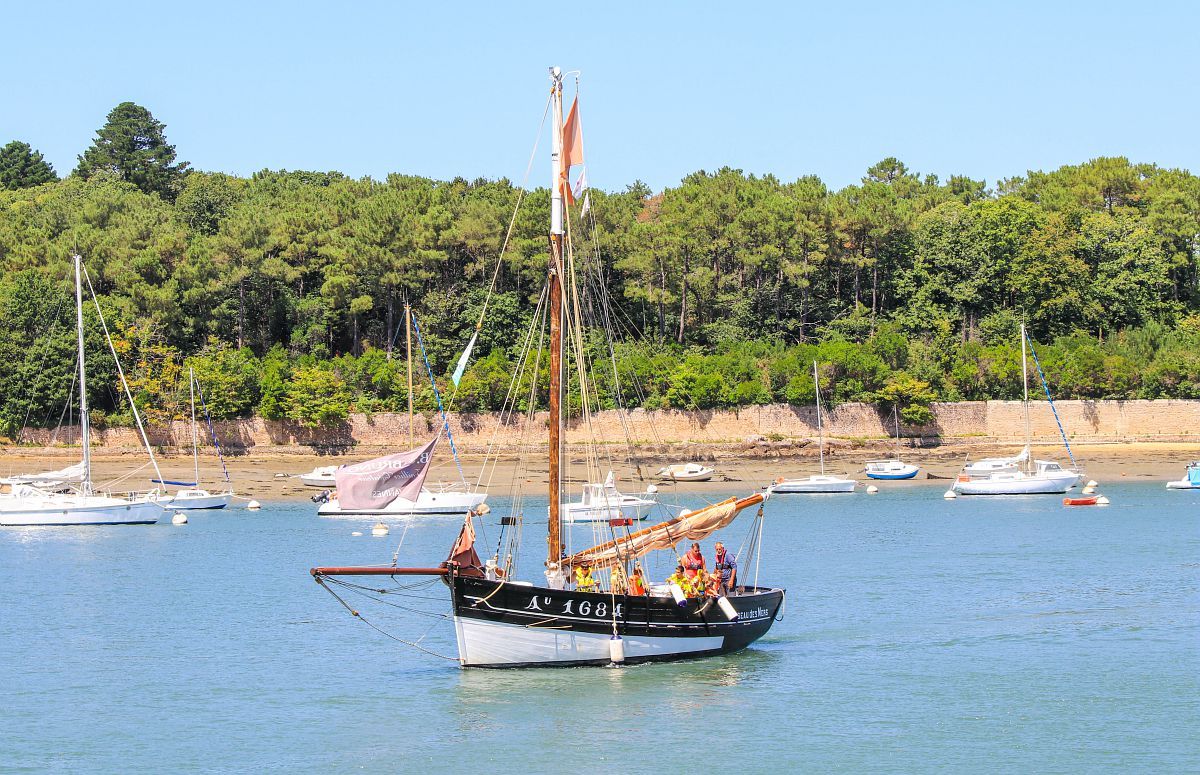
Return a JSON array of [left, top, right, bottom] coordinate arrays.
[[451, 331, 478, 387]]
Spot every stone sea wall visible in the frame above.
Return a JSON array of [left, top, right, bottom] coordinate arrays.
[[11, 400, 1200, 453]]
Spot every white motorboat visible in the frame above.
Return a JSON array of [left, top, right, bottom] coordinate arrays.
[[1166, 462, 1200, 489], [318, 483, 487, 517], [160, 368, 234, 510], [562, 472, 655, 522], [769, 474, 857, 493], [1, 255, 168, 527], [953, 461, 1079, 495], [963, 447, 1028, 478], [952, 326, 1081, 496], [300, 465, 340, 487], [656, 463, 714, 482], [863, 459, 920, 480], [771, 361, 858, 494]]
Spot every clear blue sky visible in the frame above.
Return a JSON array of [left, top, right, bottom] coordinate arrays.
[[4, 1, 1196, 193]]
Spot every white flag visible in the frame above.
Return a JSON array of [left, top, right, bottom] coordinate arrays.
[[573, 168, 589, 200], [581, 192, 591, 217], [451, 331, 478, 387]]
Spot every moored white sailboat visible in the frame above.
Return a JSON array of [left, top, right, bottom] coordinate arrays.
[[953, 325, 1080, 496], [864, 406, 920, 480], [160, 368, 234, 510], [311, 67, 783, 668], [770, 361, 857, 494], [0, 256, 167, 527]]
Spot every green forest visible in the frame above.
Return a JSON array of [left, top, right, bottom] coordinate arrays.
[[4, 102, 1200, 436]]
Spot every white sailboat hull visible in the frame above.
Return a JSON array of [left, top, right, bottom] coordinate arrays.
[[318, 489, 487, 517], [0, 493, 165, 526], [454, 615, 723, 667], [300, 472, 338, 487], [769, 475, 857, 493], [164, 489, 233, 510], [953, 470, 1079, 495]]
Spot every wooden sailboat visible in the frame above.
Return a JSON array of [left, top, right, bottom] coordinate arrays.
[[311, 67, 783, 667], [770, 361, 857, 493]]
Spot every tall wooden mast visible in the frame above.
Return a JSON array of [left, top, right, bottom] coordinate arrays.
[[546, 67, 565, 579]]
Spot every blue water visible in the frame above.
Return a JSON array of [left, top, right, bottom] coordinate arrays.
[[2, 484, 1198, 773]]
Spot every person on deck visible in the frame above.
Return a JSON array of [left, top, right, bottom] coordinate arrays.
[[629, 566, 647, 596], [705, 570, 722, 598], [575, 562, 598, 592], [714, 541, 737, 596], [610, 565, 628, 595], [667, 564, 690, 595], [683, 542, 706, 581]]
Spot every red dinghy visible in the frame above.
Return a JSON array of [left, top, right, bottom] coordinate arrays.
[[1063, 496, 1099, 506]]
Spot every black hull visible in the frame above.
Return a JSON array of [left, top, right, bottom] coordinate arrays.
[[450, 575, 784, 668]]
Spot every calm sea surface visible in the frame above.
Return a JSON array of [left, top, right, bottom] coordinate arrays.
[[2, 483, 1197, 773]]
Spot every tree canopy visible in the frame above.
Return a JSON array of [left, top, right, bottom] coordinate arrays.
[[0, 141, 57, 190], [3, 146, 1200, 432], [74, 102, 190, 200]]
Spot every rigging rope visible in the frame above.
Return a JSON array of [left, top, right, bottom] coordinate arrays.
[[315, 575, 457, 661], [1024, 333, 1079, 469], [194, 376, 232, 485], [409, 313, 466, 484]]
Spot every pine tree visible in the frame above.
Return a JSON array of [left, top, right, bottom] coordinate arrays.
[[75, 102, 190, 200], [0, 141, 58, 189]]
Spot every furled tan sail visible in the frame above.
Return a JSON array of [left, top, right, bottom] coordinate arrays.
[[563, 493, 763, 571]]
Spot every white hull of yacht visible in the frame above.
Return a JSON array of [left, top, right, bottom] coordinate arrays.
[[164, 490, 233, 510], [318, 489, 487, 517], [562, 495, 654, 523], [0, 494, 165, 526], [953, 471, 1079, 495], [769, 475, 857, 493], [300, 472, 338, 487]]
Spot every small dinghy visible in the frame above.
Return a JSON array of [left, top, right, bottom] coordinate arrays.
[[1063, 495, 1098, 506]]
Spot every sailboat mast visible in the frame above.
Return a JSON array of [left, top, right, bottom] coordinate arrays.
[[547, 67, 565, 571], [405, 302, 413, 448], [189, 367, 200, 487], [74, 255, 92, 494], [1021, 323, 1031, 471], [813, 360, 825, 475]]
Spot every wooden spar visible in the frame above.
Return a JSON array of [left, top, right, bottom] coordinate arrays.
[[311, 566, 449, 577], [564, 493, 764, 563], [546, 69, 565, 570]]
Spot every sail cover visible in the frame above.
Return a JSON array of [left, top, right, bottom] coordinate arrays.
[[2, 462, 86, 484], [334, 439, 438, 510], [563, 493, 763, 571]]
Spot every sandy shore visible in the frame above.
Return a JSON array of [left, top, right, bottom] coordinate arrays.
[[1, 441, 1192, 500]]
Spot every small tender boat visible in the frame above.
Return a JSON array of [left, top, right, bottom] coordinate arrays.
[[1165, 462, 1200, 490], [300, 465, 340, 487], [656, 463, 714, 482], [165, 488, 233, 510], [864, 459, 920, 480], [1063, 495, 1099, 506], [562, 472, 655, 522]]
